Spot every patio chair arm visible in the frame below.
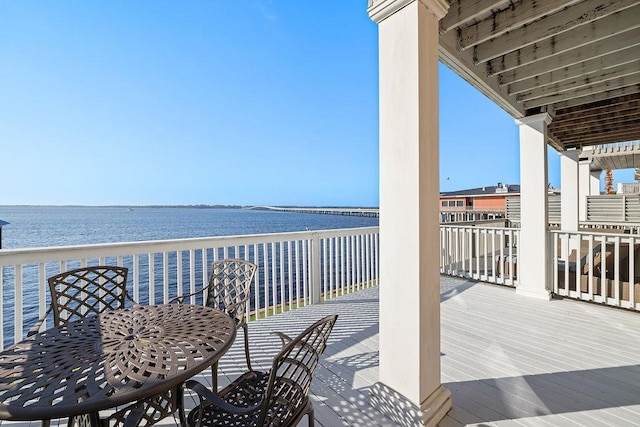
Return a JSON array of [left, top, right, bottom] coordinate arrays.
[[271, 331, 293, 349], [185, 380, 260, 415], [27, 307, 52, 337]]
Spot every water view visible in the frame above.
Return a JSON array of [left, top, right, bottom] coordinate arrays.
[[0, 206, 378, 249]]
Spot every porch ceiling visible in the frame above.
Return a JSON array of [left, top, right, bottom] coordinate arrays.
[[582, 142, 640, 170], [438, 0, 640, 152]]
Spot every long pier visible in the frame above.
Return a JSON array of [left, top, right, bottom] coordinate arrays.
[[248, 206, 379, 218]]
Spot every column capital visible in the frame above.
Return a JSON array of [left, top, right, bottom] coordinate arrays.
[[368, 0, 449, 23], [560, 149, 579, 159], [515, 112, 553, 127]]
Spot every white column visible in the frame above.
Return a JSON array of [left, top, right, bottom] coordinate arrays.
[[368, 0, 451, 426], [579, 158, 591, 221], [560, 150, 580, 259], [561, 150, 579, 232], [516, 113, 552, 300], [591, 170, 602, 195]]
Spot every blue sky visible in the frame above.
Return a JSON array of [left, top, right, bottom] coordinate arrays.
[[1, 1, 634, 206]]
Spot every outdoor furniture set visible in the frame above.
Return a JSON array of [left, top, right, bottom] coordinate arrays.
[[0, 261, 337, 426], [557, 241, 640, 304]]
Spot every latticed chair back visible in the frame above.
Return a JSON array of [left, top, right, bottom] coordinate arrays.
[[206, 259, 257, 325], [257, 314, 338, 426], [47, 265, 133, 327], [206, 259, 257, 371]]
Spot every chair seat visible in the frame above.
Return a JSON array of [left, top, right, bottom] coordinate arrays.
[[187, 371, 267, 427], [187, 370, 309, 427]]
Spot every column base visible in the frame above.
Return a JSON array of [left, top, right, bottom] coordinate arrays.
[[516, 286, 552, 300], [370, 382, 452, 427]]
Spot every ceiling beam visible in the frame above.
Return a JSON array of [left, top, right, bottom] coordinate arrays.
[[459, 0, 579, 50], [554, 93, 640, 116], [440, 0, 507, 33], [516, 61, 640, 102], [552, 102, 640, 126], [524, 74, 640, 109], [551, 105, 640, 129], [487, 7, 640, 77], [551, 84, 640, 110], [496, 29, 640, 84], [507, 46, 640, 95], [474, 0, 637, 63], [560, 127, 640, 145], [553, 114, 640, 138]]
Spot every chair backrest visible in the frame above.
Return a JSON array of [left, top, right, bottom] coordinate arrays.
[[257, 314, 338, 426], [47, 266, 131, 326], [205, 259, 257, 326]]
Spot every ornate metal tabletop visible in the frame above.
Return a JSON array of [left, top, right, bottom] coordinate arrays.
[[0, 304, 236, 421]]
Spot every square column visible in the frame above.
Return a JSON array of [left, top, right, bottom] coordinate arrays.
[[560, 150, 580, 259], [516, 114, 552, 300], [579, 158, 591, 221], [368, 0, 451, 426], [591, 170, 602, 195], [561, 150, 579, 232]]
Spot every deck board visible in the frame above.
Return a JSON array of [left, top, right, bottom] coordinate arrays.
[[4, 276, 640, 426]]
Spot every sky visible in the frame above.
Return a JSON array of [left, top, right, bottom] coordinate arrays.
[[1, 1, 635, 207]]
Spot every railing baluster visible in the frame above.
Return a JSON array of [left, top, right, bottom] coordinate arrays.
[[271, 242, 277, 315], [133, 254, 140, 302], [303, 239, 309, 305], [329, 237, 334, 298], [189, 249, 196, 304], [339, 236, 347, 295], [279, 242, 285, 312], [252, 243, 260, 317], [15, 264, 22, 344], [148, 253, 155, 305], [163, 251, 169, 303]]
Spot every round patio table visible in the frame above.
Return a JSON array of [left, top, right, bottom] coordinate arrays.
[[0, 303, 236, 422]]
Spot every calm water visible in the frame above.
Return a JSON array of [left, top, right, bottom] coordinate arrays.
[[0, 206, 378, 249], [0, 206, 378, 345]]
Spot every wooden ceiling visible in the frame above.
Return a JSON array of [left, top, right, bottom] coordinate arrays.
[[438, 0, 640, 152]]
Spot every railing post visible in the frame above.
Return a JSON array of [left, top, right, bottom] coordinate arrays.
[[310, 232, 322, 304]]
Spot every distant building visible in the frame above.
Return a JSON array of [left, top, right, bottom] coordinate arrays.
[[439, 183, 520, 223]]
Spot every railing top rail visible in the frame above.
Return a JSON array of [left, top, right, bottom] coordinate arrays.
[[0, 226, 379, 266], [440, 224, 517, 231]]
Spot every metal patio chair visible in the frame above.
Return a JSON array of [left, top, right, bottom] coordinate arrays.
[[184, 314, 338, 427], [171, 258, 258, 377], [31, 266, 181, 427]]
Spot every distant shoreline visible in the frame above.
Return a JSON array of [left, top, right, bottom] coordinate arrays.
[[0, 204, 379, 210]]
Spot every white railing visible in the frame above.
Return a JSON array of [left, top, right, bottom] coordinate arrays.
[[0, 227, 379, 349], [552, 229, 640, 311], [440, 225, 519, 287]]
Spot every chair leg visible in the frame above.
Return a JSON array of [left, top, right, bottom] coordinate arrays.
[[42, 420, 50, 427], [210, 360, 218, 392], [242, 324, 253, 372], [307, 403, 315, 427], [177, 384, 187, 427]]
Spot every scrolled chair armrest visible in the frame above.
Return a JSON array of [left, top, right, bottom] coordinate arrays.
[[185, 380, 260, 414], [27, 307, 52, 337], [271, 331, 293, 349]]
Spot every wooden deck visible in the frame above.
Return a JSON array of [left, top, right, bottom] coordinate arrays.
[[4, 276, 640, 426]]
